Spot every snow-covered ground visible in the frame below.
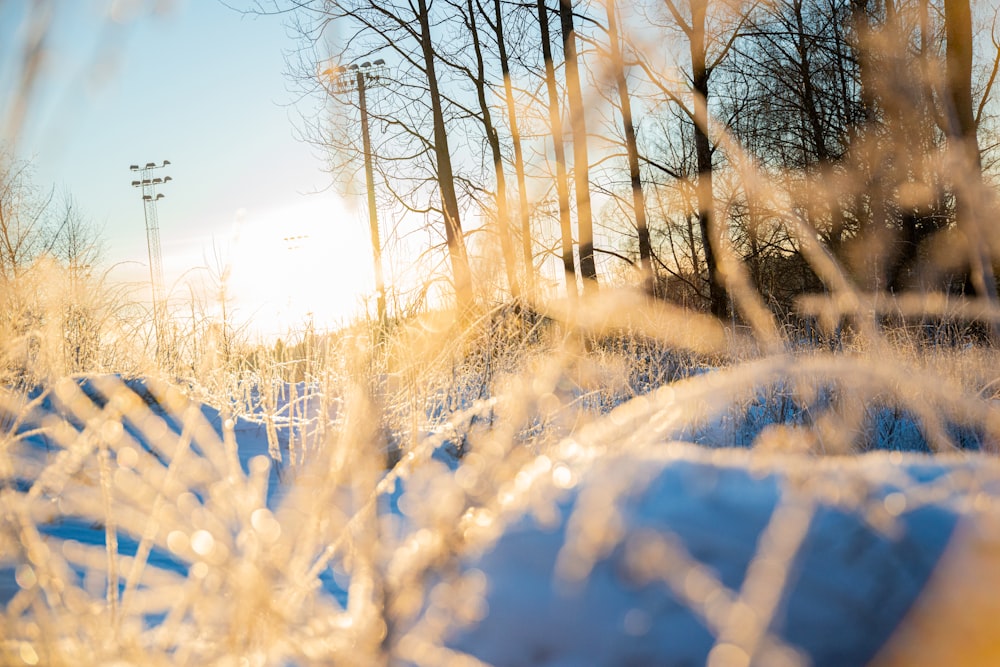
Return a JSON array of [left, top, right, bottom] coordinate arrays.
[[3, 374, 1000, 665], [437, 444, 1000, 666]]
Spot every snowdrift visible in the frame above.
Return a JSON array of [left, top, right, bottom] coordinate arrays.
[[434, 444, 1000, 666]]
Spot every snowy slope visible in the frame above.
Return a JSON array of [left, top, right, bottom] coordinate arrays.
[[5, 375, 1000, 665], [427, 444, 1000, 666]]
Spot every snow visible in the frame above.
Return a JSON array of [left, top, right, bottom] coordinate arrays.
[[4, 375, 1000, 665], [433, 445, 992, 667]]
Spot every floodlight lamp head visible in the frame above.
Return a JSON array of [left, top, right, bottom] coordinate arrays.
[[152, 177, 163, 184], [145, 162, 155, 168], [129, 164, 139, 171], [131, 180, 140, 187], [156, 193, 165, 200], [143, 195, 152, 201], [374, 59, 385, 66], [361, 61, 371, 68], [162, 160, 170, 166], [349, 63, 358, 70], [163, 176, 173, 182]]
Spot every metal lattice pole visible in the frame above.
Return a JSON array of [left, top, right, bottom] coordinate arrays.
[[129, 160, 172, 364]]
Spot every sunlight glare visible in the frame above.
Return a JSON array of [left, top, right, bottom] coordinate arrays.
[[224, 194, 375, 337]]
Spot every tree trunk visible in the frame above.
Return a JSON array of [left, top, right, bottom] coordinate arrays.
[[468, 0, 520, 299], [944, 0, 976, 144], [945, 0, 998, 305], [559, 0, 599, 294], [417, 0, 473, 309], [689, 0, 726, 318], [605, 0, 652, 285], [538, 0, 578, 300], [494, 0, 535, 297]]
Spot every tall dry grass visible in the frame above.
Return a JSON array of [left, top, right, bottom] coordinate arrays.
[[5, 1, 1000, 664]]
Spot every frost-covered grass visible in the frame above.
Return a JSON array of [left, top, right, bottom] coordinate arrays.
[[6, 0, 1000, 661], [3, 295, 1000, 665]]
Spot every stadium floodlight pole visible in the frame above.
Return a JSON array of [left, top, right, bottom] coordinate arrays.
[[325, 59, 390, 325], [129, 160, 172, 365]]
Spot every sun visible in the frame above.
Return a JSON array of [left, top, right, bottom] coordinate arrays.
[[223, 193, 377, 338]]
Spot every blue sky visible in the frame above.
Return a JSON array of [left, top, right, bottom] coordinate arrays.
[[2, 0, 374, 335]]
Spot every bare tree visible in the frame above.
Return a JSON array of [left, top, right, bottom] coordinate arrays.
[[47, 195, 106, 372], [944, 0, 998, 305], [47, 192, 104, 270], [287, 0, 476, 310], [657, 0, 750, 318], [416, 0, 475, 309], [717, 0, 863, 299], [491, 0, 537, 296], [0, 150, 50, 281], [604, 0, 653, 283], [537, 0, 579, 299], [559, 0, 599, 293], [454, 0, 522, 298]]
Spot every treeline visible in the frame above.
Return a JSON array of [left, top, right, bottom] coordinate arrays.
[[0, 152, 132, 381], [279, 0, 1000, 319], [0, 150, 227, 383]]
